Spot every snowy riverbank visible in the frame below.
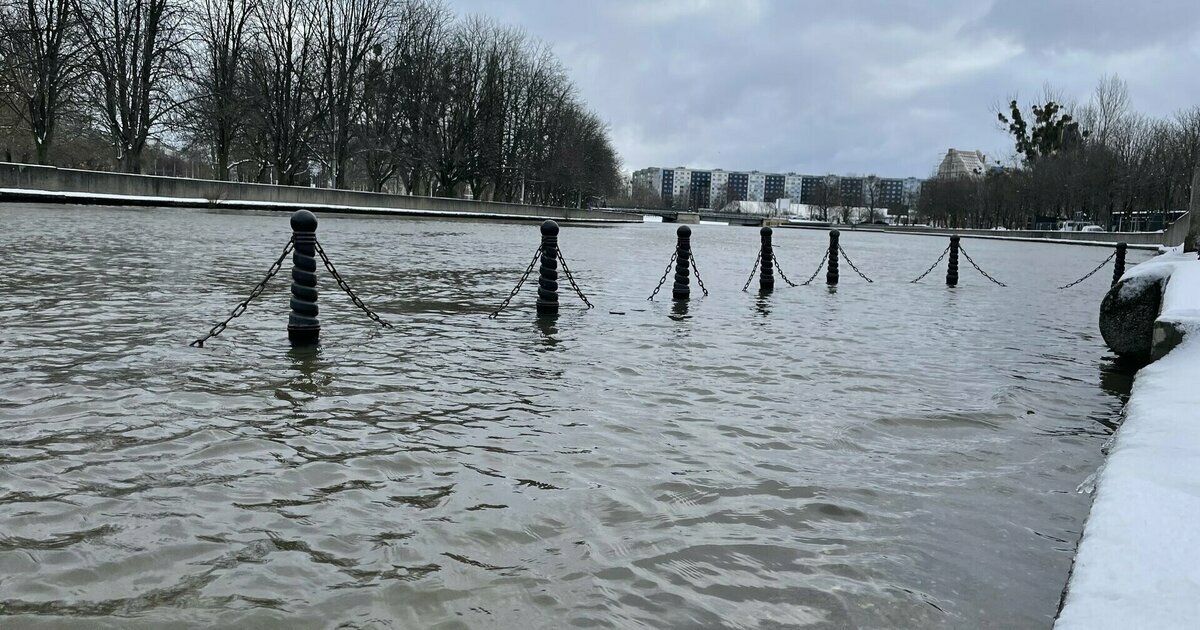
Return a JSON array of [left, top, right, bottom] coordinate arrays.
[[1057, 254, 1200, 628]]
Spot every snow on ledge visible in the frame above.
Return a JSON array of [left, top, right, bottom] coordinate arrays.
[[1056, 262, 1200, 628]]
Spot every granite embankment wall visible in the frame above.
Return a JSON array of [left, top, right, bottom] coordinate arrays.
[[869, 224, 1169, 247], [0, 162, 642, 223]]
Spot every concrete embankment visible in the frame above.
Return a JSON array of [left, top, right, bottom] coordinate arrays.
[[847, 224, 1166, 249], [0, 162, 642, 224], [1057, 252, 1200, 628]]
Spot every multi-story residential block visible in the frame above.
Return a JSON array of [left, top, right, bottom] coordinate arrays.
[[784, 173, 804, 201], [728, 172, 748, 202], [764, 174, 785, 202], [840, 177, 863, 206], [634, 166, 922, 211], [689, 170, 711, 208]]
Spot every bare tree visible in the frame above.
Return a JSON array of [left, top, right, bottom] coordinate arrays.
[[185, 0, 255, 180], [0, 0, 87, 164], [245, 0, 321, 185], [314, 0, 390, 188], [76, 0, 188, 173]]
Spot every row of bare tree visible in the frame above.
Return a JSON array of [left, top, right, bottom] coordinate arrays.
[[0, 0, 622, 204], [918, 77, 1200, 230]]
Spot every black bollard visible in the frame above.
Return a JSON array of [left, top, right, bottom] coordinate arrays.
[[759, 226, 775, 292], [1112, 242, 1127, 287], [947, 235, 960, 287], [826, 229, 840, 285], [673, 225, 692, 301], [536, 220, 560, 315], [288, 210, 320, 345]]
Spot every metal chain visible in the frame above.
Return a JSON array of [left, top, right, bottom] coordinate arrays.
[[1057, 250, 1117, 290], [190, 239, 295, 347], [910, 245, 950, 283], [488, 248, 541, 318], [690, 256, 710, 296], [771, 251, 799, 287], [647, 251, 678, 301], [741, 248, 762, 292], [959, 246, 1007, 287], [315, 241, 394, 328], [800, 249, 830, 286], [557, 250, 594, 309], [837, 244, 874, 283]]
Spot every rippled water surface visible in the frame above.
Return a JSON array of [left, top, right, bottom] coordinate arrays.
[[0, 205, 1147, 628]]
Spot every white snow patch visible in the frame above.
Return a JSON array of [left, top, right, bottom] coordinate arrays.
[[1057, 264, 1200, 629], [1116, 252, 1196, 300]]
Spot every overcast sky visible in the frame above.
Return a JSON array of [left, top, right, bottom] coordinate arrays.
[[449, 0, 1200, 179]]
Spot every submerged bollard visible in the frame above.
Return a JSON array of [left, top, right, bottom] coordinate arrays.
[[759, 226, 775, 292], [826, 229, 840, 286], [288, 210, 320, 345], [673, 225, 692, 301], [1112, 242, 1127, 287], [536, 220, 560, 315], [947, 235, 960, 287]]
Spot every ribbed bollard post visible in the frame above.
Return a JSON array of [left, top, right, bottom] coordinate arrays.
[[826, 229, 839, 286], [536, 220, 559, 315], [288, 210, 320, 345], [759, 226, 775, 292], [673, 225, 692, 301], [947, 235, 960, 287], [1112, 242, 1127, 287]]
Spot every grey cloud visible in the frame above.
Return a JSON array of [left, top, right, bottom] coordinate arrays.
[[448, 0, 1200, 178]]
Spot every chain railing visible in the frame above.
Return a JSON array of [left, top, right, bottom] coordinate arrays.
[[557, 251, 594, 309], [647, 252, 678, 301], [837, 245, 874, 283], [910, 245, 950, 283], [771, 251, 799, 287], [1057, 250, 1118, 290], [315, 241, 394, 328], [800, 250, 830, 286], [690, 256, 710, 296], [488, 248, 541, 318], [190, 239, 295, 347], [959, 245, 1007, 287], [741, 248, 762, 292]]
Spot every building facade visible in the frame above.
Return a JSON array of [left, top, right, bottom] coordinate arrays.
[[936, 149, 987, 179], [633, 166, 924, 211]]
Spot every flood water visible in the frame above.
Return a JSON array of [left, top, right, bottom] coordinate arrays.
[[0, 204, 1148, 628]]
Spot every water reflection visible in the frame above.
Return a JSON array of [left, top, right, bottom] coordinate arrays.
[[534, 314, 559, 347], [669, 299, 690, 320], [754, 292, 772, 318], [286, 345, 331, 396]]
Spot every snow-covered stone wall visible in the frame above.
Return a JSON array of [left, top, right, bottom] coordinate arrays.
[[1057, 256, 1200, 629]]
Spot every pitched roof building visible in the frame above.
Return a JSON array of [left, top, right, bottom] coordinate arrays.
[[936, 149, 987, 179]]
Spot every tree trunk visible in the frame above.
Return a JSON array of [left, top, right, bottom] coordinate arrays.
[[1186, 165, 1200, 253]]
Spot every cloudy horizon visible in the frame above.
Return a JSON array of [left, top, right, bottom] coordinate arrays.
[[448, 0, 1200, 179]]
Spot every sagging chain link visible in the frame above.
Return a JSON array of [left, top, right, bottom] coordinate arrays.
[[771, 252, 799, 287], [690, 256, 710, 297], [800, 249, 830, 286], [557, 251, 594, 309], [190, 239, 295, 347], [1057, 250, 1117, 290], [315, 241, 394, 328], [959, 245, 1007, 287], [910, 245, 950, 283], [741, 248, 762, 292], [837, 245, 874, 283], [489, 248, 541, 318], [647, 251, 678, 301]]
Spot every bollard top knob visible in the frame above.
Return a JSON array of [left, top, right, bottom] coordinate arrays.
[[1117, 242, 1127, 249], [760, 226, 773, 236], [541, 219, 559, 236], [291, 209, 318, 232], [830, 229, 840, 237], [677, 225, 691, 237], [950, 234, 960, 242]]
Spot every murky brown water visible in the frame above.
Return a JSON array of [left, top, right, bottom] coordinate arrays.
[[0, 204, 1147, 628]]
